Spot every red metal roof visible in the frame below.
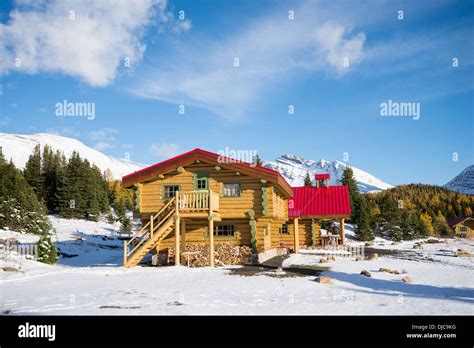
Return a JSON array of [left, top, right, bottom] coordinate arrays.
[[288, 185, 351, 218]]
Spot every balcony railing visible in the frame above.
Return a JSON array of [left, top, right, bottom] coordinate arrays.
[[176, 190, 219, 213]]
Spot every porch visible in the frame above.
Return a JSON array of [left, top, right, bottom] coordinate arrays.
[[123, 190, 222, 268]]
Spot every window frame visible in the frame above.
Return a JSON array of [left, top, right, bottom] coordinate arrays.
[[163, 184, 180, 199], [194, 173, 209, 191], [222, 183, 242, 198], [279, 224, 290, 234], [214, 224, 236, 238]]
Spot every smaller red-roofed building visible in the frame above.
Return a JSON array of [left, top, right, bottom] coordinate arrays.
[[447, 217, 474, 238], [282, 178, 351, 252]]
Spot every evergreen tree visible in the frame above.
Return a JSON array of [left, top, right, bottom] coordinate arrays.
[[252, 154, 263, 167], [354, 194, 373, 240], [341, 167, 360, 221], [23, 144, 43, 199], [0, 149, 51, 235], [36, 234, 58, 264], [304, 172, 312, 186]]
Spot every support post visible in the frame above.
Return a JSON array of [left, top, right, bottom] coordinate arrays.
[[340, 218, 346, 246], [208, 216, 215, 267], [294, 218, 300, 254], [174, 191, 180, 266], [150, 214, 154, 238], [123, 242, 127, 266], [181, 219, 186, 253], [175, 217, 180, 265]]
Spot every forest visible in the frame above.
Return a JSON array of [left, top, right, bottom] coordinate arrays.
[[0, 145, 135, 262]]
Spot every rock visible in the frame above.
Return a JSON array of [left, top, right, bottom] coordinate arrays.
[[355, 257, 363, 261], [402, 276, 414, 283], [2, 267, 21, 272], [319, 258, 328, 263], [2, 309, 11, 315], [360, 270, 372, 277], [413, 244, 424, 250], [365, 242, 373, 247], [275, 266, 283, 273], [379, 267, 401, 275], [315, 276, 334, 284], [368, 253, 378, 260], [456, 249, 473, 257]]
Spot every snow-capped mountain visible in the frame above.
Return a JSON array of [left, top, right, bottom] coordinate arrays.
[[0, 133, 146, 179], [444, 165, 474, 195], [264, 154, 393, 193]]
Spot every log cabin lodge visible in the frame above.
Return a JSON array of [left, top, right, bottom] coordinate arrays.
[[121, 148, 351, 267]]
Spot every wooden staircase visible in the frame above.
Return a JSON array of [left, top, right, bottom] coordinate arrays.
[[123, 197, 176, 268]]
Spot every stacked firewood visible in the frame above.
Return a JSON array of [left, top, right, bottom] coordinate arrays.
[[167, 243, 253, 267]]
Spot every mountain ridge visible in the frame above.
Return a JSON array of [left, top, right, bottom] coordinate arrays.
[[444, 165, 474, 195], [0, 132, 146, 180], [263, 153, 393, 193]]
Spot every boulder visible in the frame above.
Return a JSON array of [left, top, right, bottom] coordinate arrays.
[[2, 267, 21, 272], [456, 249, 473, 257], [402, 276, 414, 283], [360, 270, 372, 277], [315, 276, 334, 285], [379, 267, 401, 275], [319, 258, 328, 263], [368, 253, 378, 260]]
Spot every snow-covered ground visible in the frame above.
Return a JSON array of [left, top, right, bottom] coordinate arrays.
[[1, 217, 473, 315]]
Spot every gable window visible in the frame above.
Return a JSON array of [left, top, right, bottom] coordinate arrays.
[[215, 225, 235, 237], [460, 226, 468, 232], [223, 183, 241, 197], [197, 178, 207, 189], [164, 185, 179, 198], [279, 224, 289, 234], [194, 173, 209, 190]]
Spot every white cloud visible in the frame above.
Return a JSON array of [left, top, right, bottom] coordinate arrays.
[[94, 142, 115, 151], [150, 143, 180, 159], [89, 128, 119, 142], [0, 0, 174, 86], [128, 3, 366, 120], [314, 22, 365, 73]]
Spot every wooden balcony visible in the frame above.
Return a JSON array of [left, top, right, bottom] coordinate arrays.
[[176, 190, 220, 218]]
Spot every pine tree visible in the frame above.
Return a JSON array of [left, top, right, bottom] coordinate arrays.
[[36, 234, 58, 264], [354, 194, 374, 240], [341, 167, 360, 221], [252, 154, 263, 167], [304, 172, 312, 186], [0, 149, 51, 235], [23, 144, 43, 199]]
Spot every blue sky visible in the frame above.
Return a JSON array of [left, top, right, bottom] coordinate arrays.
[[0, 0, 473, 186]]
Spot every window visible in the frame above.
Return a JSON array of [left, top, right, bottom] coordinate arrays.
[[197, 178, 207, 189], [163, 185, 179, 198], [223, 183, 241, 197], [195, 173, 209, 190], [460, 226, 468, 232], [279, 224, 289, 234], [215, 225, 235, 237]]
